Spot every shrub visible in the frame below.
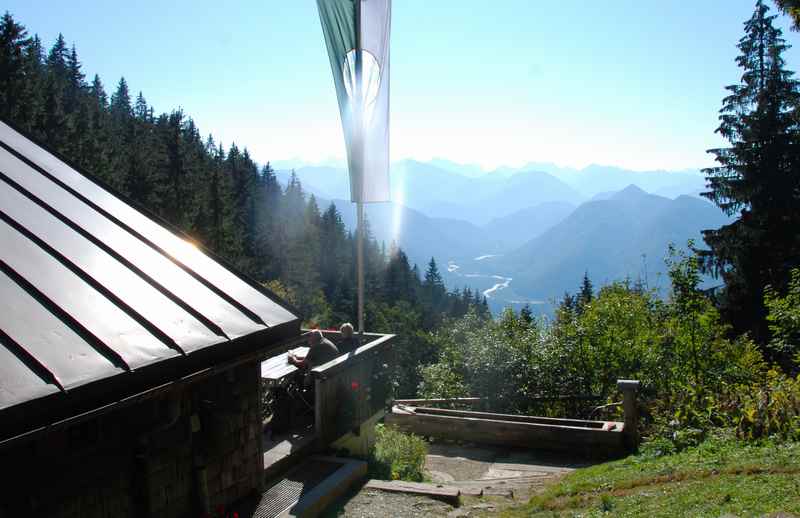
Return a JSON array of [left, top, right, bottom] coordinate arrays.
[[764, 267, 800, 370], [418, 362, 468, 400], [732, 369, 800, 441], [368, 424, 428, 482], [415, 245, 799, 447]]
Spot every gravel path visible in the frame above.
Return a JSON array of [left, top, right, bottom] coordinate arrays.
[[330, 487, 455, 518], [329, 442, 590, 517]]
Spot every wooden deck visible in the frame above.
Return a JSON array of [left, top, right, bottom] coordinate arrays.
[[260, 331, 396, 479]]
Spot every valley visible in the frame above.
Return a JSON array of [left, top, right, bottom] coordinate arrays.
[[278, 160, 727, 315]]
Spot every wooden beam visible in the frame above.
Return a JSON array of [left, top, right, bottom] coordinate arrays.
[[364, 479, 461, 506]]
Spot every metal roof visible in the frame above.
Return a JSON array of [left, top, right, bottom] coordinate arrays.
[[0, 120, 299, 441]]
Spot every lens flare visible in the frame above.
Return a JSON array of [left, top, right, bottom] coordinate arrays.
[[391, 171, 404, 244]]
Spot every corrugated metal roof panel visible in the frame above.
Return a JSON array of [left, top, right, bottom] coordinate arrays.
[[0, 147, 264, 341], [0, 125, 297, 327], [0, 269, 124, 391], [0, 218, 174, 370], [0, 119, 300, 433], [0, 335, 60, 411], [0, 169, 224, 354]]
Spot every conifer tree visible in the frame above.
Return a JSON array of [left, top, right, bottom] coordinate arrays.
[[64, 44, 84, 114], [423, 257, 445, 306], [0, 12, 31, 122], [45, 33, 68, 78], [520, 304, 534, 325], [577, 271, 594, 315], [89, 74, 107, 107], [109, 77, 132, 119], [19, 34, 45, 132], [700, 0, 800, 343]]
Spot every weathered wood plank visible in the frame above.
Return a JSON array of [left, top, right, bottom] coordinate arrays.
[[411, 406, 611, 429], [395, 397, 483, 406], [315, 335, 394, 446], [261, 346, 309, 383], [385, 408, 626, 454], [364, 479, 461, 505]]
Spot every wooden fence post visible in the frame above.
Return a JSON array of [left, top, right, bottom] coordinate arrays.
[[617, 379, 641, 451]]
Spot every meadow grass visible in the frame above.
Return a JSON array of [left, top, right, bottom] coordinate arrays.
[[504, 433, 800, 517]]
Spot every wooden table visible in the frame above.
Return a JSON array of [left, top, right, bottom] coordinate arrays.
[[261, 346, 309, 387]]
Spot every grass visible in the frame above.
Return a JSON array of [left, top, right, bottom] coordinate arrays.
[[504, 432, 800, 517]]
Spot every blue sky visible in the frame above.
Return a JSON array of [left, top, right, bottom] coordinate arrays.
[[5, 1, 800, 171]]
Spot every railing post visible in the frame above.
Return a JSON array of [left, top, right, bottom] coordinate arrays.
[[617, 379, 640, 451], [315, 376, 326, 448]]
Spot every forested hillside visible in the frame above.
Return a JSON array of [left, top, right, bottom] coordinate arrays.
[[0, 12, 491, 395]]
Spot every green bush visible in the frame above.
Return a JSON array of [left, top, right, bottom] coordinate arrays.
[[732, 370, 800, 441], [418, 362, 468, 401], [368, 424, 428, 482], [764, 267, 800, 369], [418, 244, 799, 448]]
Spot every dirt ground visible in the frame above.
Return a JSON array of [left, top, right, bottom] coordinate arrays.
[[328, 442, 591, 517]]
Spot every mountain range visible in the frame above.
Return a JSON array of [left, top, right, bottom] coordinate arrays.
[[275, 159, 726, 314], [489, 185, 731, 300], [277, 159, 707, 225]]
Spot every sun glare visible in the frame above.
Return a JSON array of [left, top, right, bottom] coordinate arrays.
[[391, 174, 404, 244]]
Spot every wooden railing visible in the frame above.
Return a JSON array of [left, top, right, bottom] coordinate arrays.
[[310, 332, 395, 445]]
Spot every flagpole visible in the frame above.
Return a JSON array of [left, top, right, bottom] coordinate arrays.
[[355, 0, 365, 338], [357, 201, 365, 337]]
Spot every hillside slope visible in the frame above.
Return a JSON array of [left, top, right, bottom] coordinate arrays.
[[496, 185, 730, 298]]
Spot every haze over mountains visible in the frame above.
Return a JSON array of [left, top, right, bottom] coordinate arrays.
[[275, 159, 724, 314], [493, 185, 731, 298]]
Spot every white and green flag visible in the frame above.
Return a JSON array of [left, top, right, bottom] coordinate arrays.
[[317, 0, 391, 203]]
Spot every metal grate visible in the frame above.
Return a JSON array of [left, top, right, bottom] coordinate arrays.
[[248, 459, 342, 518]]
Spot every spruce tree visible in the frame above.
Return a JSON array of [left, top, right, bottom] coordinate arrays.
[[89, 74, 107, 107], [422, 257, 447, 326], [579, 271, 593, 307], [45, 33, 68, 78], [19, 34, 45, 132], [109, 77, 132, 119], [64, 44, 84, 109], [0, 12, 31, 122], [520, 304, 533, 325], [700, 0, 800, 343]]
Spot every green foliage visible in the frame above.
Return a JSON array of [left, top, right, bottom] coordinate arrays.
[[765, 268, 800, 363], [732, 369, 800, 441], [368, 424, 428, 482], [367, 300, 442, 397], [418, 309, 546, 413], [775, 0, 800, 29], [417, 362, 467, 400], [420, 245, 781, 446]]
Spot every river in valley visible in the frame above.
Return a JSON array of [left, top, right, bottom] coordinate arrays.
[[445, 256, 549, 316]]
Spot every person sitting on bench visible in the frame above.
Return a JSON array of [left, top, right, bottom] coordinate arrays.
[[337, 322, 360, 355], [288, 330, 340, 370]]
